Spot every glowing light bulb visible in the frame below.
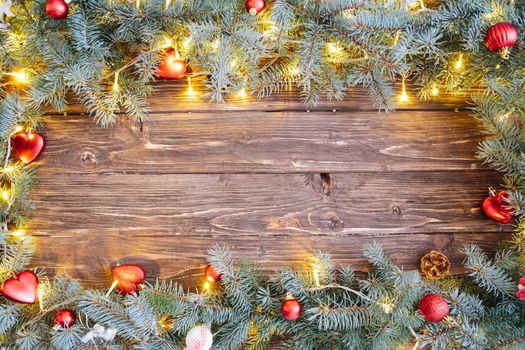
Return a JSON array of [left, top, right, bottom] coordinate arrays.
[[431, 84, 439, 96], [7, 70, 29, 84], [313, 269, 320, 287], [211, 39, 220, 51], [14, 125, 24, 133], [289, 66, 300, 76], [455, 53, 463, 71], [1, 191, 9, 201], [204, 281, 211, 291], [162, 36, 174, 49], [230, 59, 237, 69], [236, 88, 247, 99], [112, 72, 119, 91], [37, 289, 44, 311], [380, 302, 394, 314], [11, 229, 24, 238], [399, 77, 409, 103], [2, 166, 13, 174], [326, 42, 344, 62], [181, 37, 192, 50], [187, 76, 196, 97], [165, 0, 171, 9]]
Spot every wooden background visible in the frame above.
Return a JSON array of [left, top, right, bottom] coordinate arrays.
[[28, 81, 513, 288]]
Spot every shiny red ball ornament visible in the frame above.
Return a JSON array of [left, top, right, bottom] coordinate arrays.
[[483, 190, 514, 224], [54, 309, 76, 328], [245, 0, 266, 16], [0, 270, 39, 304], [111, 264, 146, 295], [484, 22, 518, 59], [281, 294, 302, 321], [157, 48, 187, 80], [419, 293, 449, 323], [46, 0, 69, 20], [12, 131, 46, 164], [205, 264, 222, 283]]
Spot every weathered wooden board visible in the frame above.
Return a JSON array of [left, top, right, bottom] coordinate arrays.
[[28, 79, 512, 290], [58, 80, 470, 114], [29, 171, 510, 286], [42, 110, 487, 174], [31, 172, 506, 234]]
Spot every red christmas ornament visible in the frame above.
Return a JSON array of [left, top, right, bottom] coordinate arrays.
[[54, 309, 76, 328], [0, 270, 39, 304], [483, 190, 514, 224], [245, 0, 266, 16], [46, 0, 68, 20], [281, 293, 302, 321], [12, 131, 46, 164], [516, 277, 525, 301], [157, 48, 187, 80], [111, 264, 146, 295], [205, 264, 222, 283], [419, 293, 449, 323], [484, 22, 518, 59]]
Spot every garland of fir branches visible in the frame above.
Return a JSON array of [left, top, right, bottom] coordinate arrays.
[[0, 0, 525, 349]]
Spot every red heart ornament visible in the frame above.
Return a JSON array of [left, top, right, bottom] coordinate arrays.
[[1, 270, 39, 304], [482, 190, 514, 224], [157, 48, 187, 80], [111, 264, 146, 295], [12, 132, 46, 164]]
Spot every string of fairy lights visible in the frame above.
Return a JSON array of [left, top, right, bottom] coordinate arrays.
[[0, 1, 517, 346]]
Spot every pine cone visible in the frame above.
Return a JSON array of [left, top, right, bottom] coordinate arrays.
[[420, 250, 450, 279]]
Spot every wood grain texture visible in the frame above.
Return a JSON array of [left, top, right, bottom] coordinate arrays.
[[28, 171, 511, 286], [28, 81, 512, 293], [31, 172, 507, 235], [41, 109, 486, 174]]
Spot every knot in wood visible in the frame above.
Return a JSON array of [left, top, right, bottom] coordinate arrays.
[[390, 206, 402, 215], [80, 150, 97, 167], [325, 213, 344, 230]]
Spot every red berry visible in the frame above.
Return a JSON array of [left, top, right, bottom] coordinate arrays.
[[281, 297, 302, 321], [419, 293, 449, 323], [46, 0, 68, 20], [54, 309, 75, 328], [245, 0, 266, 16]]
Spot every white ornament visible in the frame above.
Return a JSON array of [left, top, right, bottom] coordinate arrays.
[[81, 324, 118, 343], [0, 0, 13, 31], [184, 325, 213, 350]]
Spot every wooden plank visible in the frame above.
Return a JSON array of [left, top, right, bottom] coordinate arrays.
[[40, 109, 487, 174], [58, 80, 470, 115], [30, 232, 512, 288]]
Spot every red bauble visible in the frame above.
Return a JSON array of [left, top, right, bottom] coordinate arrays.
[[12, 132, 46, 164], [484, 22, 518, 59], [54, 309, 76, 328], [111, 264, 146, 295], [281, 294, 302, 321], [0, 270, 39, 304], [245, 0, 266, 16], [419, 293, 449, 323], [46, 0, 68, 20], [205, 264, 222, 283], [483, 190, 513, 224], [157, 48, 187, 80]]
